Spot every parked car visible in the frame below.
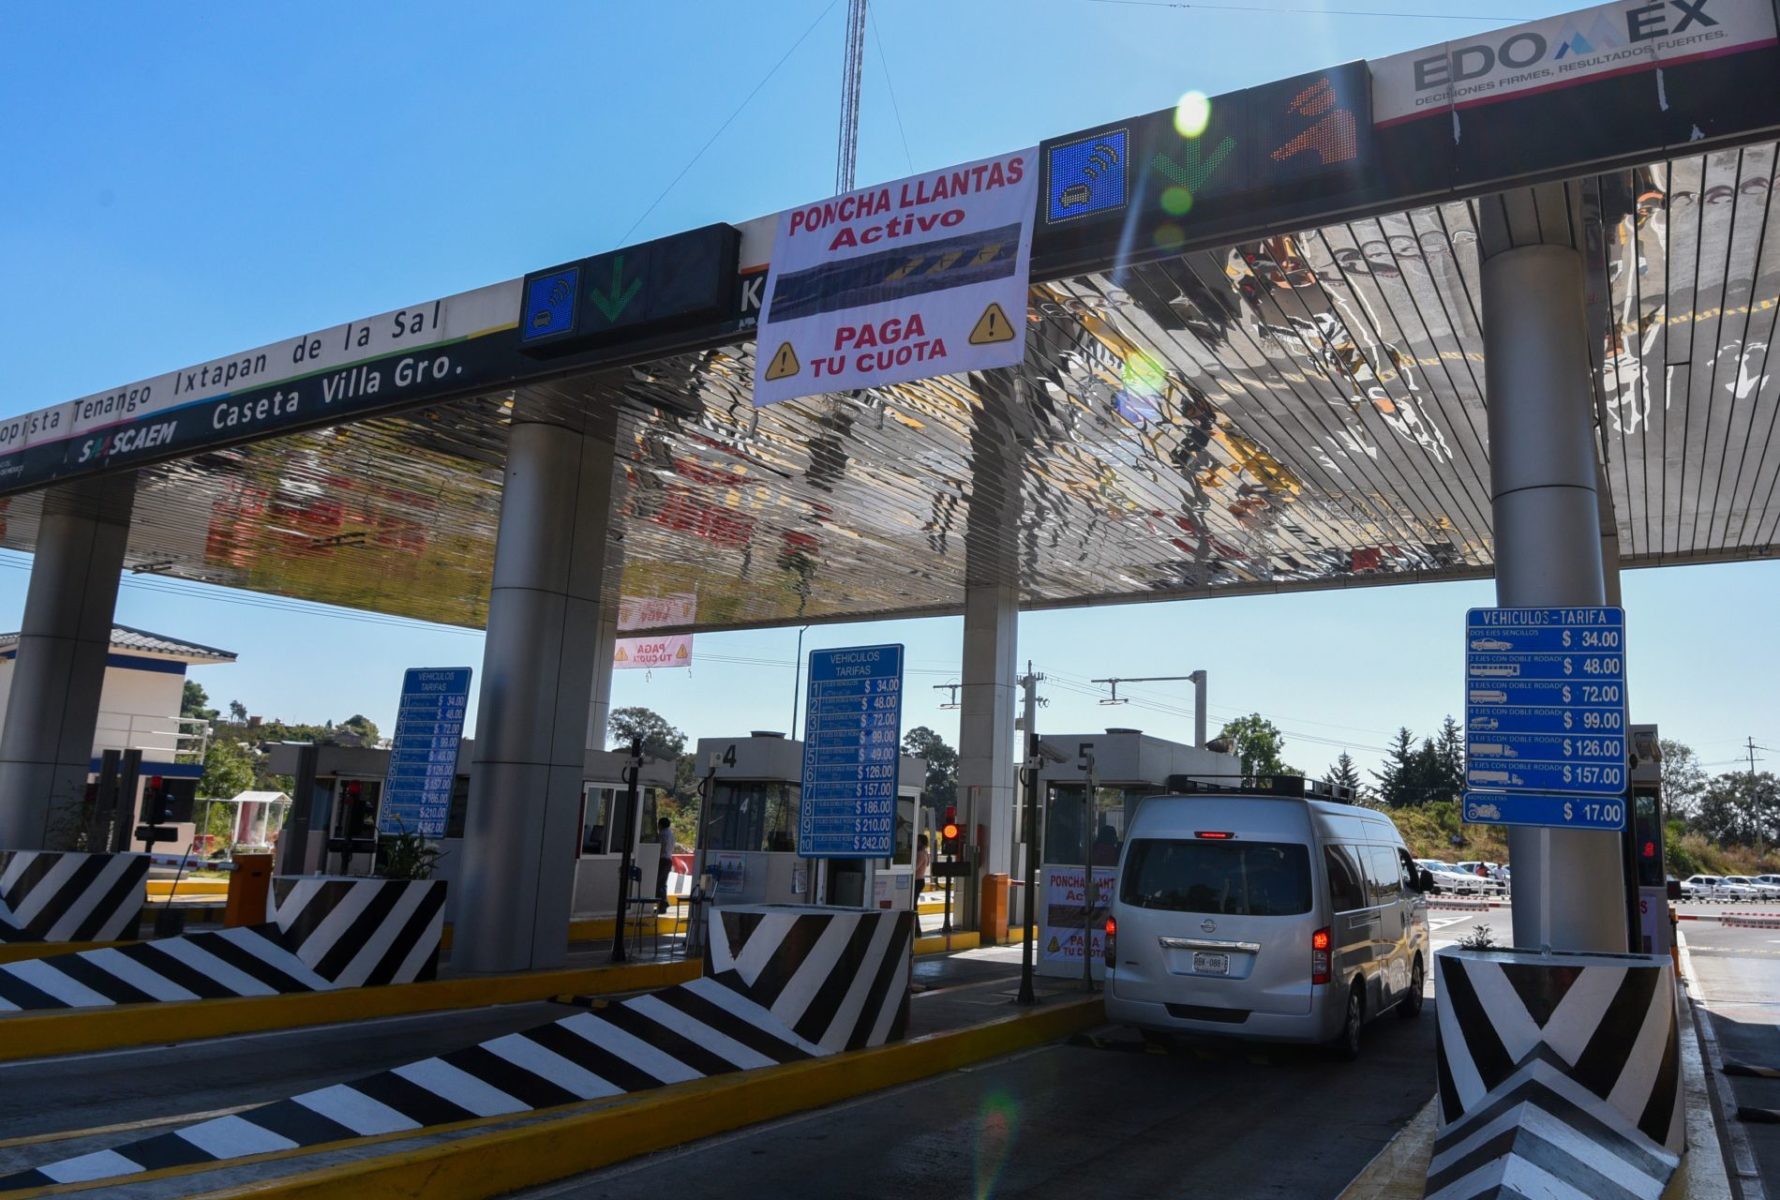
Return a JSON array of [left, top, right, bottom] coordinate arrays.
[[1103, 791, 1431, 1060], [1454, 861, 1508, 892], [1682, 874, 1752, 901], [1723, 875, 1780, 902], [1415, 858, 1485, 894], [1754, 874, 1780, 897]]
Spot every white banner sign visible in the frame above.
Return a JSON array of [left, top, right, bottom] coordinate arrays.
[[1372, 0, 1778, 126], [614, 592, 695, 670], [1040, 865, 1117, 966], [753, 148, 1038, 406], [0, 281, 520, 455]]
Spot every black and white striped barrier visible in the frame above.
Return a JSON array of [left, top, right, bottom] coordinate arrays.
[[707, 904, 915, 1051], [1721, 911, 1780, 929], [1428, 948, 1682, 1200], [0, 904, 912, 1192], [270, 877, 447, 987], [0, 877, 445, 1012], [0, 851, 147, 943]]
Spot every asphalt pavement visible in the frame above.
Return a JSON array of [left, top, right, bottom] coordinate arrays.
[[1684, 918, 1780, 1197]]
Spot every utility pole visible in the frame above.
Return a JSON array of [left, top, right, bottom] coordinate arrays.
[[835, 0, 867, 194], [1015, 662, 1044, 1006], [1749, 737, 1772, 855]]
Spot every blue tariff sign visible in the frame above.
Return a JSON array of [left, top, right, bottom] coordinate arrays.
[[379, 667, 473, 839], [799, 644, 903, 858], [1463, 607, 1627, 830]]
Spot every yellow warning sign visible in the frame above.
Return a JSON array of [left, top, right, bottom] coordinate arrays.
[[614, 646, 629, 662], [675, 644, 689, 660], [765, 342, 801, 380], [969, 302, 1015, 345]]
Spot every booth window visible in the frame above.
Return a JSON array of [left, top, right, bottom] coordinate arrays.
[[582, 785, 616, 855], [704, 781, 800, 853], [1045, 784, 1141, 866]]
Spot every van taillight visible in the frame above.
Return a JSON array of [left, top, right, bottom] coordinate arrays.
[[1103, 916, 1117, 964], [1312, 927, 1331, 985], [1196, 831, 1234, 839]]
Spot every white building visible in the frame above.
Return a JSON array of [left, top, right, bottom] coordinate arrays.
[[0, 624, 236, 792]]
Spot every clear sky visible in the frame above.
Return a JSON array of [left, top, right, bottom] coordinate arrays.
[[0, 1, 1773, 784]]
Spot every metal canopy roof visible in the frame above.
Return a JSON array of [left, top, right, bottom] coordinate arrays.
[[1, 5, 1776, 634]]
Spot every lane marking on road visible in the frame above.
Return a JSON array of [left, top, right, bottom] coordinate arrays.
[[0, 1105, 254, 1151]]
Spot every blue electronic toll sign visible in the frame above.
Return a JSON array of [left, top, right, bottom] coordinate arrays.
[[379, 667, 473, 839], [1045, 128, 1129, 223], [1462, 608, 1628, 832], [799, 644, 904, 859]]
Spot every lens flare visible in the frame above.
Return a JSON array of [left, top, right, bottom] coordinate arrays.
[[1152, 223, 1186, 251], [1161, 185, 1194, 216], [1123, 353, 1166, 398], [1174, 90, 1211, 138], [973, 1090, 1021, 1200]]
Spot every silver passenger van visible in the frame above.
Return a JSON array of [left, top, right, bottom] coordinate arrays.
[[1103, 791, 1431, 1058]]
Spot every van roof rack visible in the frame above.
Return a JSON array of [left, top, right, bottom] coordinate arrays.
[[1163, 774, 1356, 804]]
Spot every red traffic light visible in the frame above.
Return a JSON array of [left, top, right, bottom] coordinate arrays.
[[940, 821, 961, 841]]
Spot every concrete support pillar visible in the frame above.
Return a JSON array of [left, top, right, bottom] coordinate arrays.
[[0, 474, 136, 849], [586, 603, 620, 752], [954, 372, 1026, 928], [957, 583, 1019, 878], [1481, 215, 1626, 953], [454, 412, 615, 973]]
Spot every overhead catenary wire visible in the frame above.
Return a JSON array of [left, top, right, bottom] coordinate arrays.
[[619, 0, 841, 244], [867, 7, 915, 175]]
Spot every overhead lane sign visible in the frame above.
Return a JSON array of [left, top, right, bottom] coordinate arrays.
[[753, 149, 1038, 406], [1462, 607, 1629, 831]]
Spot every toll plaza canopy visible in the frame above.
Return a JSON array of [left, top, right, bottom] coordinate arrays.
[[3, 0, 1778, 634]]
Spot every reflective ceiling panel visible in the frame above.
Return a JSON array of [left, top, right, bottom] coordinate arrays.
[[5, 145, 1772, 633]]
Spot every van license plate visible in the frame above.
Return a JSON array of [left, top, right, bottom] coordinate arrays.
[[1192, 951, 1229, 975]]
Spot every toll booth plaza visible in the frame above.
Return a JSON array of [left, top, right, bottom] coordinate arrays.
[[2, 0, 1780, 1195]]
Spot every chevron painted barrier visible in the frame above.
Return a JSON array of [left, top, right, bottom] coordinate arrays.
[[0, 877, 446, 1012], [270, 876, 447, 986], [0, 904, 913, 1192], [0, 851, 147, 943], [1427, 947, 1683, 1199]]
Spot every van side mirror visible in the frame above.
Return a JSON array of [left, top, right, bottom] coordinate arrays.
[[1417, 869, 1435, 894]]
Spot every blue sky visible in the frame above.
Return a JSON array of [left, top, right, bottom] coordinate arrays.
[[0, 1, 1773, 782]]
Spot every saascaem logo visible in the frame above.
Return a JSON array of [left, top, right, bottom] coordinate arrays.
[[1411, 0, 1720, 92]]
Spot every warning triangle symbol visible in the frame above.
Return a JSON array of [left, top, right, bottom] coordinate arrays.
[[969, 302, 1016, 345], [675, 644, 689, 660], [615, 646, 629, 662], [765, 342, 801, 380]]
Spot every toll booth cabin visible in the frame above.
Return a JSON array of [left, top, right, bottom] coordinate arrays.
[[265, 740, 679, 924], [694, 732, 926, 910], [1036, 729, 1239, 980]]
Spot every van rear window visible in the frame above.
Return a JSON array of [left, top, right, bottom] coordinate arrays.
[[1119, 839, 1312, 916]]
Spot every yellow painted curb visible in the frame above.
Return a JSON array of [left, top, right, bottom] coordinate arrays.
[[188, 995, 1104, 1200], [0, 958, 699, 1062], [146, 880, 230, 898], [0, 941, 129, 966], [567, 914, 684, 942], [914, 930, 981, 956]]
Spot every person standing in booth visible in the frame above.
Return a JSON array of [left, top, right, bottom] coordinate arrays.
[[655, 817, 677, 914]]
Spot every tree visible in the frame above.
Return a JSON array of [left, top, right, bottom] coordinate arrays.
[[1432, 715, 1466, 799], [1374, 727, 1417, 807], [228, 699, 248, 723], [200, 738, 256, 801], [181, 680, 217, 720], [1659, 738, 1707, 818], [1694, 771, 1779, 847], [607, 706, 686, 762], [1327, 751, 1363, 800], [902, 726, 958, 808], [1218, 713, 1293, 780], [337, 714, 380, 746]]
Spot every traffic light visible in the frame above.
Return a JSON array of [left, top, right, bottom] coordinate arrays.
[[143, 776, 167, 822], [940, 806, 961, 856]]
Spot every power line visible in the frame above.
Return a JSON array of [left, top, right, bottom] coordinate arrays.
[[619, 0, 840, 243], [867, 7, 915, 174]]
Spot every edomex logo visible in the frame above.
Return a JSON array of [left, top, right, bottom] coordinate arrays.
[[1412, 0, 1720, 92]]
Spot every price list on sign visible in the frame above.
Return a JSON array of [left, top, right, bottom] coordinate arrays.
[[799, 644, 903, 858], [1462, 608, 1628, 831], [378, 667, 473, 839]]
